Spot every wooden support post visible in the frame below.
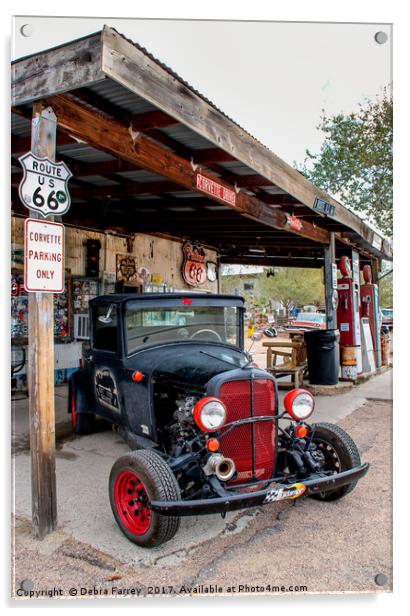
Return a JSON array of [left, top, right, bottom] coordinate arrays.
[[324, 232, 337, 329], [371, 257, 380, 284], [28, 102, 58, 538]]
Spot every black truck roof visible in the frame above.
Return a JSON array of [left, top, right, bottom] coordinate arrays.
[[89, 293, 245, 306]]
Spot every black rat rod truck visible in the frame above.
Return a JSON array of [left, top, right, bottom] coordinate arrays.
[[69, 294, 369, 547]]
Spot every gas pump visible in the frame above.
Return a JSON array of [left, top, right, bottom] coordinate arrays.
[[336, 253, 363, 379], [360, 264, 382, 368]]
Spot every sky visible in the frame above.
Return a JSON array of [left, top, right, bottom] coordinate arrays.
[[12, 16, 392, 166]]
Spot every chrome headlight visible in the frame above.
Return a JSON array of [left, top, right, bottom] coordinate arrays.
[[284, 389, 315, 421], [193, 397, 227, 432]]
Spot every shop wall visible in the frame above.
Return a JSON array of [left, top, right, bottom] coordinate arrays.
[[11, 217, 218, 291]]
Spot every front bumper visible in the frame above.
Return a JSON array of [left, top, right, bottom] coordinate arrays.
[[150, 463, 369, 516]]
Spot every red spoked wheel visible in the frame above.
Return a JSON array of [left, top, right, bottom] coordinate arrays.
[[109, 450, 181, 547], [114, 471, 151, 535]]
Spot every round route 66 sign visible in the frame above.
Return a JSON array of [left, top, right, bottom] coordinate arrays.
[[18, 152, 72, 218]]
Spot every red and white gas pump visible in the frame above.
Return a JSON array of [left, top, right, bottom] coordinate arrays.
[[336, 253, 363, 379], [360, 264, 382, 368]]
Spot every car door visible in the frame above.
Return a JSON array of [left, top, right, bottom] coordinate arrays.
[[90, 303, 124, 424]]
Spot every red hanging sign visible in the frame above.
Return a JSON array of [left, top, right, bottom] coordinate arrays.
[[285, 213, 303, 232], [196, 173, 236, 206]]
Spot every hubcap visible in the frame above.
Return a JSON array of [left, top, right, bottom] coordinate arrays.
[[114, 470, 151, 535], [315, 440, 341, 474]]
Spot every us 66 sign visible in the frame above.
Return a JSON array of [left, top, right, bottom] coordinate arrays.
[[18, 152, 72, 218]]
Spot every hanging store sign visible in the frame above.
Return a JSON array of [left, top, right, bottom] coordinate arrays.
[[372, 233, 382, 251], [18, 152, 72, 218], [313, 197, 336, 217], [196, 173, 236, 206], [24, 218, 65, 293], [181, 242, 207, 287]]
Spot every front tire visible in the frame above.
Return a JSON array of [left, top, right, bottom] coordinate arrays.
[[309, 422, 361, 501], [109, 450, 181, 547]]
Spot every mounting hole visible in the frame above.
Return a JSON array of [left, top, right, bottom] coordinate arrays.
[[374, 31, 388, 45], [20, 24, 33, 38], [20, 579, 34, 591], [374, 573, 388, 586]]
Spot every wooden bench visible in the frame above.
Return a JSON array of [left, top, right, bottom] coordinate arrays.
[[263, 338, 307, 389]]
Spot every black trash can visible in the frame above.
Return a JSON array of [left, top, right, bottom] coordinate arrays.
[[304, 329, 340, 386]]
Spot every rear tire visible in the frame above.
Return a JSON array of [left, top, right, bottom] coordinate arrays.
[[70, 386, 95, 435], [109, 450, 181, 548], [309, 422, 361, 501]]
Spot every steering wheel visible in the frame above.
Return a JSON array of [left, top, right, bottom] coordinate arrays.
[[190, 328, 222, 342]]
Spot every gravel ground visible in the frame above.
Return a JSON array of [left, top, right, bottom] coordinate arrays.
[[12, 400, 392, 600]]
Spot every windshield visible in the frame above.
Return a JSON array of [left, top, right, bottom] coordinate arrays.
[[125, 305, 241, 354]]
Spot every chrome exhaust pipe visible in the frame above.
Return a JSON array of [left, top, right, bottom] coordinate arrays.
[[203, 454, 236, 481], [214, 457, 236, 482]]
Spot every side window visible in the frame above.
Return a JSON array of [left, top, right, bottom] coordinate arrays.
[[93, 305, 118, 352]]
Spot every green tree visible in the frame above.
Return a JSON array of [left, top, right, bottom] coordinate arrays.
[[259, 268, 324, 315], [296, 90, 392, 237], [378, 269, 393, 307]]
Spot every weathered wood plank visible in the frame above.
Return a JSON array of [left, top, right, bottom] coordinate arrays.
[[100, 26, 375, 247], [28, 103, 58, 539], [45, 93, 329, 244], [12, 32, 105, 106]]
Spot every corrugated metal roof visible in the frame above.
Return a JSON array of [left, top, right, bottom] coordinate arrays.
[[87, 79, 156, 116], [11, 114, 31, 136], [115, 169, 165, 182], [58, 143, 115, 162], [78, 175, 120, 186], [167, 191, 199, 198], [216, 161, 256, 175], [160, 124, 213, 150]]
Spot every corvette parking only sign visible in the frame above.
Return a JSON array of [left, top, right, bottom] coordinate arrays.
[[24, 219, 65, 293], [18, 152, 72, 217]]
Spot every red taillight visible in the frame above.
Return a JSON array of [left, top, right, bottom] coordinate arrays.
[[181, 297, 192, 305], [132, 371, 144, 382]]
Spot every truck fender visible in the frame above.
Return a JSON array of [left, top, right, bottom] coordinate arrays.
[[68, 369, 91, 415]]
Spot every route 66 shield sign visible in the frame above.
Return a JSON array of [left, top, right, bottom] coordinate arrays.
[[181, 241, 207, 287], [18, 152, 72, 218]]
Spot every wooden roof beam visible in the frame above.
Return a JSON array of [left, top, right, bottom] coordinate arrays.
[[130, 110, 179, 131], [45, 93, 329, 244]]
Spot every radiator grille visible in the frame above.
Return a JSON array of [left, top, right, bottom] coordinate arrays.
[[218, 378, 275, 484]]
